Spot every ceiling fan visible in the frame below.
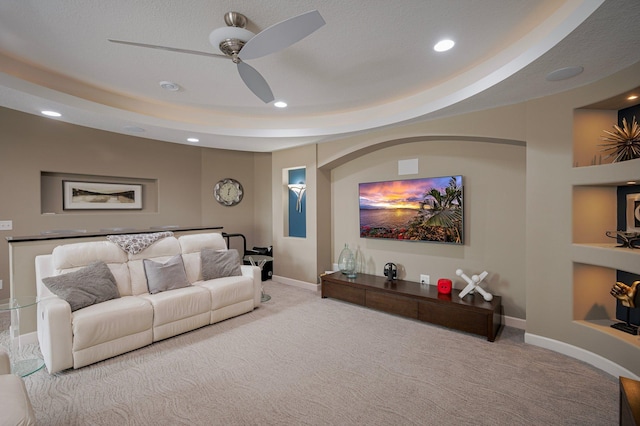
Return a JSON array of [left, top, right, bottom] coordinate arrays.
[[108, 10, 325, 103]]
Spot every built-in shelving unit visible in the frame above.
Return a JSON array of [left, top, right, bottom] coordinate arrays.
[[571, 96, 640, 354]]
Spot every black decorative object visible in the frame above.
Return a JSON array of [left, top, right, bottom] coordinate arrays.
[[383, 262, 397, 281], [611, 307, 639, 335], [605, 230, 640, 249]]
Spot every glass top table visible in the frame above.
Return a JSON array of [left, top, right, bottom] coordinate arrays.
[[0, 297, 39, 310], [244, 255, 273, 302], [0, 297, 45, 377]]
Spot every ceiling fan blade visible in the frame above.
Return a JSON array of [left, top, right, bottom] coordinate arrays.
[[108, 39, 228, 59], [239, 10, 325, 61], [237, 61, 274, 103]]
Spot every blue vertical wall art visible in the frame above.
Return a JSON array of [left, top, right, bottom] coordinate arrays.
[[288, 168, 306, 238]]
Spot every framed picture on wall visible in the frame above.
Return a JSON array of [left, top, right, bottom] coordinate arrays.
[[63, 181, 142, 210], [627, 193, 640, 232]]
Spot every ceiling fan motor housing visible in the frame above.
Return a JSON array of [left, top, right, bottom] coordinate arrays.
[[209, 13, 255, 57]]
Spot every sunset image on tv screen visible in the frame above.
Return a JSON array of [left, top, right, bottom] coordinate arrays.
[[359, 175, 463, 244]]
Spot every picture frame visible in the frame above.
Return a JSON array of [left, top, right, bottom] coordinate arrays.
[[627, 193, 640, 232], [63, 181, 142, 210], [359, 175, 464, 244]]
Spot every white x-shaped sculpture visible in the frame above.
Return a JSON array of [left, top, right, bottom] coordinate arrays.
[[456, 269, 493, 301]]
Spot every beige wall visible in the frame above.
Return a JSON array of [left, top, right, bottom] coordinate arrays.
[[524, 62, 640, 376], [271, 144, 331, 284], [0, 108, 271, 300], [330, 139, 526, 318]]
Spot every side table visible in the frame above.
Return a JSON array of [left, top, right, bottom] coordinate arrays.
[[244, 255, 273, 302], [0, 297, 45, 377]]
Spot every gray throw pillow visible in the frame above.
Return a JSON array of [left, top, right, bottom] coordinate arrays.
[[201, 249, 242, 280], [143, 254, 190, 294], [42, 261, 120, 312]]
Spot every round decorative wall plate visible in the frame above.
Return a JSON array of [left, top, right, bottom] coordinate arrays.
[[214, 178, 243, 206]]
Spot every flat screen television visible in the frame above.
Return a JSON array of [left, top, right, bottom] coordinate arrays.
[[359, 175, 463, 244]]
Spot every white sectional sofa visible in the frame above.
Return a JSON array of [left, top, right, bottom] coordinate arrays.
[[34, 232, 261, 374], [0, 348, 36, 425]]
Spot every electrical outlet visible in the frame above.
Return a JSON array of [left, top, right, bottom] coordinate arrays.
[[0, 279, 3, 290], [420, 274, 430, 285], [0, 220, 12, 231]]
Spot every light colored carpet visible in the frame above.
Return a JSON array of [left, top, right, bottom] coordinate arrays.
[[2, 281, 618, 425]]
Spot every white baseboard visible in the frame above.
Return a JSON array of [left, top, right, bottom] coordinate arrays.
[[504, 315, 526, 330], [17, 331, 38, 346], [525, 332, 639, 380], [272, 276, 319, 292]]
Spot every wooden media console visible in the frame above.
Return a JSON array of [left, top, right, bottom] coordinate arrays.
[[321, 272, 503, 341]]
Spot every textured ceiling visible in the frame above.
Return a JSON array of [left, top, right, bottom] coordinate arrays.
[[1, 0, 639, 152]]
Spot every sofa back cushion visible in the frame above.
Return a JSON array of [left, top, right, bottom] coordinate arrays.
[[51, 241, 131, 296], [178, 233, 227, 283], [127, 236, 182, 295]]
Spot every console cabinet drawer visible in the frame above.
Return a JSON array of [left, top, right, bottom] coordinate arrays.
[[322, 280, 365, 305], [366, 290, 417, 318], [418, 301, 488, 337]]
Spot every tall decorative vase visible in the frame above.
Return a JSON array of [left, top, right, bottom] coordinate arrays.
[[338, 244, 357, 278]]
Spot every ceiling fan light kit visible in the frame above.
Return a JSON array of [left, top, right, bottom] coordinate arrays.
[[208, 26, 254, 57], [109, 10, 325, 104]]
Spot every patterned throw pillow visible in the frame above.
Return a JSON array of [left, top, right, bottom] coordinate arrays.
[[107, 232, 173, 255]]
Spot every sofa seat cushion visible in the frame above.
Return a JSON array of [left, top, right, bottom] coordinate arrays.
[[139, 286, 211, 327], [72, 296, 153, 352], [198, 275, 255, 310]]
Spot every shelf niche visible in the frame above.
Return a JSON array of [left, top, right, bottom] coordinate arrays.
[[572, 90, 640, 346]]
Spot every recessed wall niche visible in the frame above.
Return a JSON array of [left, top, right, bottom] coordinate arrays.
[[40, 171, 158, 214], [282, 167, 306, 238]]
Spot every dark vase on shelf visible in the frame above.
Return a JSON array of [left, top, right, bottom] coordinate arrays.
[[338, 244, 357, 278]]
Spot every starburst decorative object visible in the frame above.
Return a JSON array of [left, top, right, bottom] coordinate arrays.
[[599, 116, 640, 163]]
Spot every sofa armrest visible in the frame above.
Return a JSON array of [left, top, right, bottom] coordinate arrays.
[[37, 296, 73, 374], [241, 264, 262, 307]]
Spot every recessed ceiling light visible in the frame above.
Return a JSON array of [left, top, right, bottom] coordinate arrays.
[[434, 39, 455, 52], [187, 137, 199, 143], [274, 101, 287, 108], [41, 110, 61, 117], [545, 66, 584, 81], [627, 181, 637, 185], [628, 95, 638, 101], [159, 81, 181, 91]]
